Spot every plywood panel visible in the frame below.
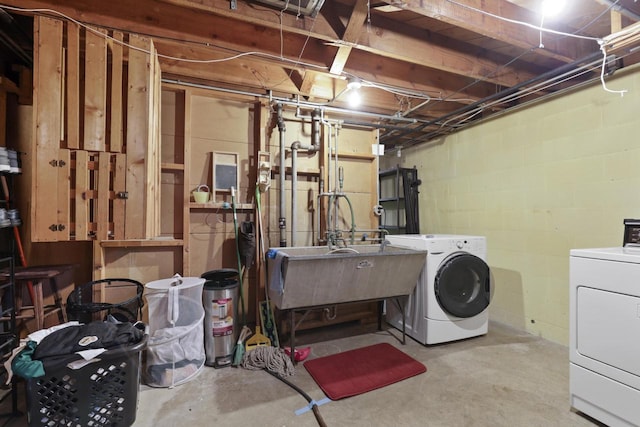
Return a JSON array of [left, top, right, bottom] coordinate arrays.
[[102, 247, 181, 284], [83, 27, 107, 152], [190, 95, 249, 142], [32, 17, 63, 242]]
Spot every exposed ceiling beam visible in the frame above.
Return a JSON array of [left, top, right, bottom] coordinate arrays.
[[154, 38, 481, 116], [390, 0, 601, 63], [150, 0, 543, 87], [0, 0, 547, 90], [328, 0, 368, 75]]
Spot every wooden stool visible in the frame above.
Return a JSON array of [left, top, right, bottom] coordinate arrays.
[[1, 264, 74, 332]]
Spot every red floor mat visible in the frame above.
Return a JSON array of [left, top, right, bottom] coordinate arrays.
[[303, 342, 427, 400]]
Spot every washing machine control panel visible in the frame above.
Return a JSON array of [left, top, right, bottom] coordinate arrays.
[[623, 218, 640, 247], [432, 238, 483, 253]]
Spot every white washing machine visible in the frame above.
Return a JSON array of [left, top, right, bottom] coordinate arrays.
[[385, 234, 491, 345], [570, 247, 640, 427]]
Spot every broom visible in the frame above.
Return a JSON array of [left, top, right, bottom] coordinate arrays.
[[232, 326, 252, 367]]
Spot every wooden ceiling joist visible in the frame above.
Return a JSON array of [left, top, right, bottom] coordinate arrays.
[[394, 0, 601, 63]]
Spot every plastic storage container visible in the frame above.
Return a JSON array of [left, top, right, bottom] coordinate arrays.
[[143, 275, 205, 388], [26, 329, 147, 427], [67, 278, 144, 324], [201, 269, 239, 368]]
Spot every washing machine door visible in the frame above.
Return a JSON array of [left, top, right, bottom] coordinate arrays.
[[434, 253, 490, 318]]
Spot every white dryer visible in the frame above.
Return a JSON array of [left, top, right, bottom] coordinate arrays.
[[570, 247, 640, 427], [385, 234, 491, 345]]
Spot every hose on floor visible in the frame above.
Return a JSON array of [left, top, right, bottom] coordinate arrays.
[[241, 347, 327, 427], [264, 369, 328, 427]]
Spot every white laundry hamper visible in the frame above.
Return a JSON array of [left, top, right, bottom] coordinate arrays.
[[143, 275, 205, 388]]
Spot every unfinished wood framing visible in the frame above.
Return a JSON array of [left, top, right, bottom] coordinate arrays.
[[109, 31, 125, 153], [74, 150, 89, 241], [65, 22, 80, 149], [71, 151, 126, 240], [182, 89, 192, 274], [32, 17, 63, 242], [32, 16, 161, 242], [83, 27, 107, 152], [125, 34, 161, 240], [113, 154, 127, 240]]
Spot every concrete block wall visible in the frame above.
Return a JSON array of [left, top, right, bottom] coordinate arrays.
[[389, 65, 640, 345]]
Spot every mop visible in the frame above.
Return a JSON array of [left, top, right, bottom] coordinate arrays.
[[255, 187, 280, 347]]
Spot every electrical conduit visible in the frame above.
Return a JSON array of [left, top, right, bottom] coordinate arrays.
[[276, 103, 287, 247]]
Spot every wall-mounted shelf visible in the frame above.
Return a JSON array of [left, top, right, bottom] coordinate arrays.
[[161, 162, 185, 171], [189, 202, 253, 210], [100, 239, 184, 248]]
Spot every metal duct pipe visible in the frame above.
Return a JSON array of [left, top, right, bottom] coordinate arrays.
[[276, 103, 287, 247]]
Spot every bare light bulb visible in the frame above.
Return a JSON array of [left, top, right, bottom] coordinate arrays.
[[347, 90, 361, 107], [542, 0, 565, 17]]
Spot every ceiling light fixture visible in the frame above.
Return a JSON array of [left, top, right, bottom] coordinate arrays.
[[346, 77, 362, 107], [347, 77, 362, 90]]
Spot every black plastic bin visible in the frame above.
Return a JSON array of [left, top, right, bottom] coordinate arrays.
[[66, 279, 144, 324], [26, 331, 148, 427]]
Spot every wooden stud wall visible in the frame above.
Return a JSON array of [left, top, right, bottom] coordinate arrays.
[[31, 16, 161, 242], [32, 17, 63, 242]]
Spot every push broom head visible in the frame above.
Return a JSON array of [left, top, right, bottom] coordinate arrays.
[[245, 326, 271, 351]]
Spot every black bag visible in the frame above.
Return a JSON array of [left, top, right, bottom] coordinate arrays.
[[238, 220, 256, 269]]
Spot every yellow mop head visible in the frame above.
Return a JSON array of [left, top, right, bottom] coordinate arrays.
[[245, 326, 271, 351]]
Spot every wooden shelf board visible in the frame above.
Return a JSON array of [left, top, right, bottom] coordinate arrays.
[[100, 239, 185, 248], [161, 162, 185, 171], [190, 202, 253, 210]]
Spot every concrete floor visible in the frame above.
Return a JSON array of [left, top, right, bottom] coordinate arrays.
[[0, 320, 603, 427]]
